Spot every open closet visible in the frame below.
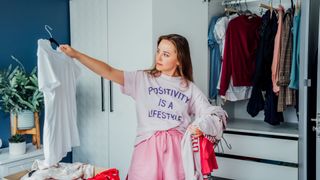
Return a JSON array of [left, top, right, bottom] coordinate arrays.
[[69, 0, 318, 179], [210, 0, 299, 179]]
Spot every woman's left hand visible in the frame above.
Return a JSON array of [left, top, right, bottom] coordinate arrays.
[[188, 125, 203, 138]]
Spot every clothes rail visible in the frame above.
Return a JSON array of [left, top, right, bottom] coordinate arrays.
[[222, 0, 260, 6]]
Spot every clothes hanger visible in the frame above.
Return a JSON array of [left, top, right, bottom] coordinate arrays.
[[259, 0, 277, 18], [225, 7, 239, 14], [237, 0, 244, 15], [224, 0, 239, 17], [243, 0, 253, 16], [45, 25, 60, 47], [295, 0, 300, 11], [225, 3, 239, 14], [259, 3, 274, 10], [11, 55, 25, 72]]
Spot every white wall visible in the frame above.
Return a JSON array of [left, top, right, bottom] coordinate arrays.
[[152, 0, 210, 95]]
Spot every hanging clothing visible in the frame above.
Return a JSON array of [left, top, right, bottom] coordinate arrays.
[[214, 14, 253, 102], [247, 10, 284, 125], [252, 10, 278, 91], [248, 10, 276, 117], [289, 9, 301, 89], [213, 14, 238, 55], [37, 39, 81, 166], [219, 78, 252, 101], [272, 5, 285, 94], [277, 9, 296, 112], [208, 16, 221, 99], [219, 15, 262, 96], [265, 82, 284, 125]]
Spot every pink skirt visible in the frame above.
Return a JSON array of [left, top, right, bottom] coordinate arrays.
[[127, 129, 185, 180]]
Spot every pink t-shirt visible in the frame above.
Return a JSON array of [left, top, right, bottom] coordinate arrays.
[[121, 71, 215, 145], [272, 5, 285, 94]]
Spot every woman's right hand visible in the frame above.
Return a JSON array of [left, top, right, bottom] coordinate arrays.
[[59, 44, 81, 59], [188, 125, 203, 138]]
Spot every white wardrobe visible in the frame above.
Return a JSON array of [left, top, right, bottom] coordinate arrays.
[[70, 0, 216, 178], [70, 0, 309, 179], [70, 0, 109, 168]]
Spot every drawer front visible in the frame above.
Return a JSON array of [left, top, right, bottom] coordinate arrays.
[[0, 166, 8, 178], [213, 157, 298, 180], [7, 162, 32, 176], [215, 133, 298, 163], [4, 155, 44, 177]]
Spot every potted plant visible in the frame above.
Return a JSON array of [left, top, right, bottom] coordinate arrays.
[[8, 134, 26, 155], [0, 62, 44, 130]]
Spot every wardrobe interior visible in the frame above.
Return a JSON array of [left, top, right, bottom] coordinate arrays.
[[206, 0, 301, 179], [211, 0, 299, 140]]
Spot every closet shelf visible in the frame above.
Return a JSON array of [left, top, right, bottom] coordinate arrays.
[[226, 118, 299, 138]]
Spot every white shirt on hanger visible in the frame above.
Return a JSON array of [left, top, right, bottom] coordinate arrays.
[[37, 39, 81, 166], [214, 14, 238, 55]]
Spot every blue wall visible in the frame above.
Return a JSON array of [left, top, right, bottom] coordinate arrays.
[[0, 0, 71, 162]]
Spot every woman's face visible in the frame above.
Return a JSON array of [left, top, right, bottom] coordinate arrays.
[[156, 39, 180, 76]]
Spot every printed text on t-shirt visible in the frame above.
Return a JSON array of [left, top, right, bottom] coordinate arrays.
[[147, 86, 190, 122]]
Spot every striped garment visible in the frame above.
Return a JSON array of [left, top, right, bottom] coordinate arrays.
[[277, 8, 296, 112]]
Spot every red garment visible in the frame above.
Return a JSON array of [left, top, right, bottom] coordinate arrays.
[[199, 136, 218, 175], [88, 168, 120, 180], [219, 15, 262, 96]]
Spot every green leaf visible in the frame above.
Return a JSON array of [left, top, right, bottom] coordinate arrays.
[[25, 86, 38, 90], [0, 64, 43, 113]]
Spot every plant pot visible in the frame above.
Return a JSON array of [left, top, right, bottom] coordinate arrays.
[[9, 141, 26, 155], [17, 110, 35, 130]]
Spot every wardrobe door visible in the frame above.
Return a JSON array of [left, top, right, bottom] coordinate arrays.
[[300, 0, 320, 179], [315, 2, 320, 179], [107, 0, 153, 178], [316, 29, 320, 180], [69, 0, 109, 167]]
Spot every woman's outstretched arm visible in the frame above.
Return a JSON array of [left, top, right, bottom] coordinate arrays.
[[60, 44, 124, 86]]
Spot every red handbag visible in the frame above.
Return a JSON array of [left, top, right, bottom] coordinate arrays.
[[88, 168, 120, 180]]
